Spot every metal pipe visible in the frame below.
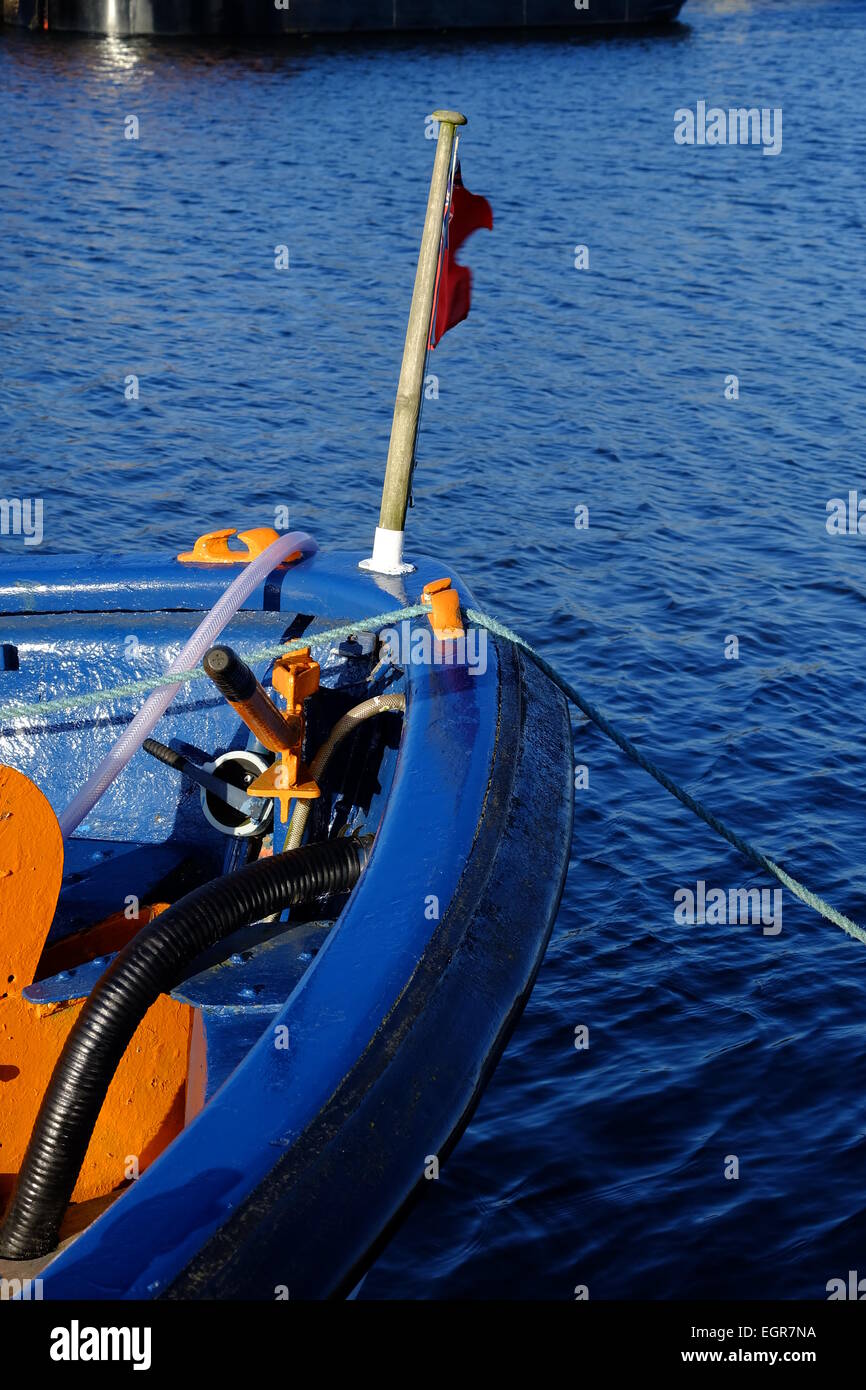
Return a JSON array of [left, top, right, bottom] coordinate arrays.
[[285, 693, 406, 850], [203, 644, 303, 751]]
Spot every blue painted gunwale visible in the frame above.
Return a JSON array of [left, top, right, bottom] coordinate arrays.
[[2, 544, 545, 1298], [0, 548, 455, 619], [166, 642, 574, 1299]]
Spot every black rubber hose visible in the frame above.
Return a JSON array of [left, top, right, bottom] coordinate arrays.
[[0, 837, 365, 1260]]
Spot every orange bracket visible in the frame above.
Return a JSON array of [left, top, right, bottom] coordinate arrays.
[[422, 578, 464, 640], [246, 648, 321, 822], [177, 526, 299, 566]]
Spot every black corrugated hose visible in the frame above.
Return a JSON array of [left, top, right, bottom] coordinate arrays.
[[0, 837, 366, 1260]]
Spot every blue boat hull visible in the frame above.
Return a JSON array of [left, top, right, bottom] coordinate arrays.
[[165, 642, 572, 1299], [0, 546, 573, 1297]]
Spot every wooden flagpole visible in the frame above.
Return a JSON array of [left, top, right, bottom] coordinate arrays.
[[361, 109, 467, 576]]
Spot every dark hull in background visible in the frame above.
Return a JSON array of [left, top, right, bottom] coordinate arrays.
[[3, 0, 685, 37]]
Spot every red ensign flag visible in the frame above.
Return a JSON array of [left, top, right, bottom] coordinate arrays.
[[428, 163, 493, 349]]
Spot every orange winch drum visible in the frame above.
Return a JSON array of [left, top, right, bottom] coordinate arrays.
[[203, 645, 302, 752]]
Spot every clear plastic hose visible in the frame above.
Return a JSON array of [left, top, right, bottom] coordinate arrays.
[[58, 531, 317, 839]]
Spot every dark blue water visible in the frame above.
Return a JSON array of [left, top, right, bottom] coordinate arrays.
[[3, 0, 866, 1299]]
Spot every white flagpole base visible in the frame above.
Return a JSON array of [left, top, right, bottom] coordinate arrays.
[[359, 526, 416, 576]]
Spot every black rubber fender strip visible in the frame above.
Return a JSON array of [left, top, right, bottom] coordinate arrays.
[[0, 837, 365, 1261]]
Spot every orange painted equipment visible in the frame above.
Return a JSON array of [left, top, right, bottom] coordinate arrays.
[[177, 526, 298, 566], [422, 577, 464, 640], [0, 765, 191, 1211], [246, 648, 321, 822], [225, 686, 303, 753], [36, 904, 169, 981], [202, 646, 303, 753]]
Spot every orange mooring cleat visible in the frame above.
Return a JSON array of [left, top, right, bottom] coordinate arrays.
[[177, 526, 298, 565], [422, 577, 464, 640]]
